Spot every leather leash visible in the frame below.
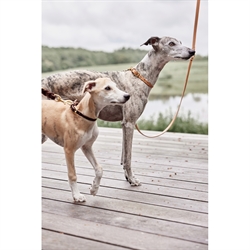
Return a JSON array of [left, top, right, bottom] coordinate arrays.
[[42, 88, 97, 122], [134, 0, 201, 138]]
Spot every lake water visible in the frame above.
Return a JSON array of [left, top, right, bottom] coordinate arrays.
[[139, 93, 208, 124]]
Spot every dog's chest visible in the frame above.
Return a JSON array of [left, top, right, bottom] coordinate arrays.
[[75, 126, 97, 148]]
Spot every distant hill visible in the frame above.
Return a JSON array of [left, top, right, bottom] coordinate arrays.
[[42, 46, 207, 73], [42, 46, 147, 73]]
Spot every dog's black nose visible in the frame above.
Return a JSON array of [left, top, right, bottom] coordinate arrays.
[[124, 94, 130, 101], [189, 50, 195, 56]]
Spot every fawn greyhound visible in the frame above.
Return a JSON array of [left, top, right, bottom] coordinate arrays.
[[42, 78, 130, 201], [42, 36, 195, 186]]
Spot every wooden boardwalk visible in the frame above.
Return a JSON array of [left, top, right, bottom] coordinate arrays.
[[42, 127, 208, 250]]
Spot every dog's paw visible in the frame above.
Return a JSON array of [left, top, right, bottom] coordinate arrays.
[[124, 170, 141, 186], [73, 193, 86, 202], [129, 177, 141, 186], [90, 185, 99, 196]]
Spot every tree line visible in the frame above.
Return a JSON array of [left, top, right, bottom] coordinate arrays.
[[42, 45, 207, 73]]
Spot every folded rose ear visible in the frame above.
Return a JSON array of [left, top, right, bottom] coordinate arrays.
[[140, 36, 160, 51], [82, 81, 96, 94]]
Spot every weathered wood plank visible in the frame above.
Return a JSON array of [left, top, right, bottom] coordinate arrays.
[[42, 178, 207, 213], [43, 213, 208, 250], [42, 229, 128, 250], [42, 199, 208, 244], [42, 140, 208, 160], [42, 153, 208, 176], [43, 137, 208, 151], [42, 169, 208, 202], [42, 153, 207, 183], [42, 161, 208, 184], [42, 149, 208, 172], [42, 158, 208, 180], [42, 128, 208, 249], [99, 127, 208, 140], [42, 162, 208, 191], [42, 142, 208, 168], [42, 186, 208, 227]]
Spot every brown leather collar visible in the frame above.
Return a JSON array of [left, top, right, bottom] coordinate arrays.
[[128, 68, 154, 88], [70, 100, 97, 122]]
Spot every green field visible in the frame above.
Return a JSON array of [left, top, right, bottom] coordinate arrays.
[[42, 58, 208, 97]]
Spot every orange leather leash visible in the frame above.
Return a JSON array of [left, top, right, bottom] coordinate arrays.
[[135, 0, 201, 138]]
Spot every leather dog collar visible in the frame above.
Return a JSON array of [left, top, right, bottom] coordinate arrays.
[[70, 101, 97, 122], [128, 68, 154, 88]]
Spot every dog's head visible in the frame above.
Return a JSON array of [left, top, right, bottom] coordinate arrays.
[[82, 78, 130, 107], [141, 36, 195, 61]]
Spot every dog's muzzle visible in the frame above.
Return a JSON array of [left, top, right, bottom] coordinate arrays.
[[110, 94, 130, 104], [174, 50, 196, 60]]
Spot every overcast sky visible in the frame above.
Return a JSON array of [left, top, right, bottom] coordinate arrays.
[[42, 0, 208, 55]]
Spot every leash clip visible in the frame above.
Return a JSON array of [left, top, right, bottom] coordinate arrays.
[[54, 94, 73, 105]]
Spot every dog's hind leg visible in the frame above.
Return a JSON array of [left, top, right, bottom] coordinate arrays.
[[64, 148, 86, 202], [121, 121, 141, 186], [81, 145, 103, 196]]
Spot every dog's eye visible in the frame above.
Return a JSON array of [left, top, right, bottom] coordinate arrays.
[[169, 42, 175, 47], [105, 86, 111, 91]]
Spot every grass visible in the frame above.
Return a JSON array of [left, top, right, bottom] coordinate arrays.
[[153, 59, 208, 96], [137, 111, 208, 134]]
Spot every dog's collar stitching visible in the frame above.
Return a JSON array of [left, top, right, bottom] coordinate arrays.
[[70, 101, 97, 122], [128, 68, 154, 88]]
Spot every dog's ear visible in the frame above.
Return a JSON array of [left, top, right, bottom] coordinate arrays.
[[140, 37, 160, 50], [83, 81, 96, 93]]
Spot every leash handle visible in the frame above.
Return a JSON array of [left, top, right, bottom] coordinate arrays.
[[135, 0, 200, 138]]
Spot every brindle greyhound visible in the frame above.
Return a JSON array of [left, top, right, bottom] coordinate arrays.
[[42, 36, 195, 186]]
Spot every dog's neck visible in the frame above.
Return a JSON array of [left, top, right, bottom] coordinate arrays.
[[135, 49, 172, 88], [77, 93, 99, 121]]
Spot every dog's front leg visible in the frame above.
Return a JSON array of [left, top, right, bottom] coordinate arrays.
[[81, 145, 103, 196], [64, 148, 86, 202], [121, 121, 141, 186]]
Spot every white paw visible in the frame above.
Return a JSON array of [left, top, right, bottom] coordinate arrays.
[[129, 177, 141, 186], [90, 184, 99, 196], [124, 170, 141, 186], [73, 193, 86, 202]]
